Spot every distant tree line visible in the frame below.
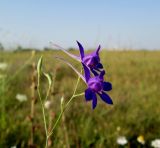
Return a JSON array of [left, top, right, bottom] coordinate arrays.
[[0, 42, 76, 51], [0, 43, 4, 51]]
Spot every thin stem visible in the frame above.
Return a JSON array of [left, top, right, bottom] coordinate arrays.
[[48, 92, 84, 138], [45, 137, 49, 148], [73, 75, 81, 95], [47, 110, 63, 137], [37, 76, 48, 148], [64, 92, 84, 109], [48, 74, 83, 138], [45, 86, 51, 101], [47, 68, 86, 140]]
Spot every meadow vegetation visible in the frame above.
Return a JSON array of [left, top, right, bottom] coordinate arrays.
[[0, 50, 160, 147]]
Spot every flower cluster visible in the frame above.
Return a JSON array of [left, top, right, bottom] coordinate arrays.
[[56, 41, 113, 109]]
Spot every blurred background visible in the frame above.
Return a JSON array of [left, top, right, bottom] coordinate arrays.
[[0, 1, 160, 147]]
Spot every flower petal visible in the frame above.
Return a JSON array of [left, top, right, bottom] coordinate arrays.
[[92, 92, 97, 109], [103, 82, 112, 91], [76, 41, 85, 60], [85, 88, 94, 101], [96, 45, 101, 55], [82, 63, 90, 82], [98, 91, 113, 105], [91, 69, 99, 76], [99, 70, 105, 79], [96, 63, 103, 69]]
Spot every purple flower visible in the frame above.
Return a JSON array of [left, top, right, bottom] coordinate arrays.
[[83, 63, 113, 109], [77, 41, 103, 76], [55, 57, 113, 109], [52, 41, 103, 76]]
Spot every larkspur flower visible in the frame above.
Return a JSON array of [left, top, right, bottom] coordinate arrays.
[[83, 63, 113, 109], [77, 41, 103, 75], [56, 57, 113, 109], [52, 41, 103, 76]]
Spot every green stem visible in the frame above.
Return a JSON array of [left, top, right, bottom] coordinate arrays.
[[64, 92, 84, 109], [37, 76, 48, 148], [73, 74, 81, 95], [47, 74, 83, 138], [45, 137, 49, 148], [48, 109, 63, 137], [48, 92, 84, 138], [45, 86, 51, 101]]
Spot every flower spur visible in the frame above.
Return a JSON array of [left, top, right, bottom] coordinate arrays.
[[52, 41, 103, 76]]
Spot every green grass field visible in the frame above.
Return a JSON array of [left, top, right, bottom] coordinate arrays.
[[0, 50, 160, 147]]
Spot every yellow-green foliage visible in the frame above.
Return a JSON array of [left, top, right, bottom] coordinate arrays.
[[0, 50, 160, 147]]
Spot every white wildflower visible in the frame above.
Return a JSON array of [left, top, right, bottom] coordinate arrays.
[[0, 62, 8, 70], [151, 139, 160, 148], [44, 100, 52, 109], [117, 136, 128, 145], [10, 146, 16, 148], [16, 94, 28, 102]]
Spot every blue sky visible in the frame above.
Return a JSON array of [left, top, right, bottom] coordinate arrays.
[[0, 0, 160, 49]]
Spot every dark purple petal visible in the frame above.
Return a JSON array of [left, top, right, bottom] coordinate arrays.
[[96, 63, 103, 69], [85, 88, 94, 101], [77, 41, 85, 60], [96, 45, 101, 55], [99, 70, 105, 79], [82, 63, 90, 82], [92, 56, 100, 64], [92, 92, 97, 109], [103, 82, 112, 91], [91, 69, 99, 76], [98, 91, 113, 105]]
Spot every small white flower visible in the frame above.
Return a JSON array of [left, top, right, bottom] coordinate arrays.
[[117, 136, 128, 145], [10, 146, 16, 148], [44, 100, 52, 109], [16, 94, 28, 102], [0, 62, 8, 70], [151, 139, 160, 148]]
